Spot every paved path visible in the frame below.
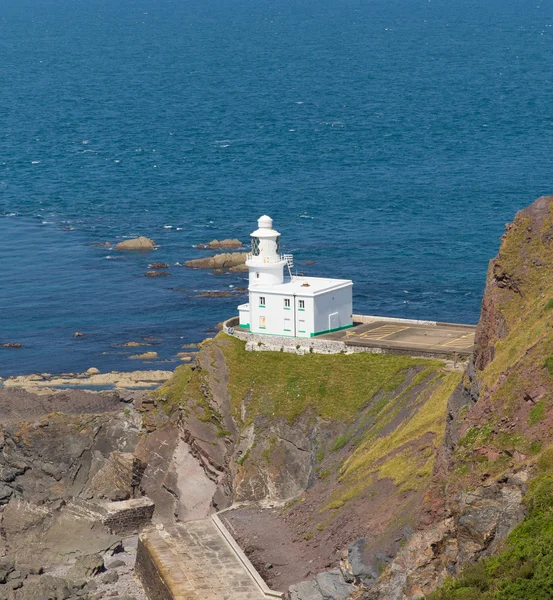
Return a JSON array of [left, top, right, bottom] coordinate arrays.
[[142, 519, 269, 600], [321, 319, 476, 357]]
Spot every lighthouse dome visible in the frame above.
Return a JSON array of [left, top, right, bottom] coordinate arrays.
[[250, 215, 280, 239], [258, 215, 273, 229]]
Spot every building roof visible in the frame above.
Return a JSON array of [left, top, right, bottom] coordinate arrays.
[[249, 276, 352, 297]]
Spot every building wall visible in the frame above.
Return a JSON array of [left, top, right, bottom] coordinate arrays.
[[238, 304, 249, 327], [249, 291, 316, 337], [313, 285, 353, 335]]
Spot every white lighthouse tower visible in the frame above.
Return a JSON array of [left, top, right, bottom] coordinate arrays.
[[245, 215, 287, 286], [238, 216, 353, 338]]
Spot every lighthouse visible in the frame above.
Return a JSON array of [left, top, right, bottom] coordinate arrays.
[[245, 215, 286, 286], [238, 216, 353, 338]]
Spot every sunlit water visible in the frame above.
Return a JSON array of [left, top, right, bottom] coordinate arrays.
[[1, 0, 552, 376]]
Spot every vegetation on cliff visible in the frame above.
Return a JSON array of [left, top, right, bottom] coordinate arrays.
[[157, 332, 442, 425], [414, 196, 553, 599], [431, 449, 553, 600]]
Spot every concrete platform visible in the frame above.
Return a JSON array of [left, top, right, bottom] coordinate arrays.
[[320, 319, 476, 358], [137, 519, 282, 600]]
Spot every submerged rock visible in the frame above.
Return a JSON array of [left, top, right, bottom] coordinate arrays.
[[1, 343, 22, 348], [129, 352, 158, 360], [115, 237, 156, 251], [185, 252, 247, 272], [144, 271, 169, 277], [195, 238, 243, 249]]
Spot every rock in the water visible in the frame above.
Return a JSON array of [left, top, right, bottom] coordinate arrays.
[[129, 352, 158, 360], [144, 271, 169, 277], [184, 252, 247, 272], [86, 368, 100, 375], [115, 237, 156, 251], [148, 262, 169, 269], [196, 238, 243, 250], [73, 332, 84, 337], [1, 343, 21, 348]]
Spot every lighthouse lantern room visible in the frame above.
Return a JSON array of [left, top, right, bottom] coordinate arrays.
[[237, 216, 353, 338]]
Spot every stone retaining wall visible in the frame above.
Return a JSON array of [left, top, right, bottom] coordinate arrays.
[[135, 531, 174, 600], [102, 497, 155, 535], [223, 317, 348, 355]]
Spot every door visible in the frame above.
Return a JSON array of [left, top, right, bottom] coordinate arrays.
[[329, 312, 339, 331]]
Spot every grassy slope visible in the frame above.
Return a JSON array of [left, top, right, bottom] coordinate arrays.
[[213, 333, 443, 425], [157, 333, 460, 514]]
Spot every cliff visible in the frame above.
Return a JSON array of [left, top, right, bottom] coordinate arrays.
[[363, 195, 553, 599]]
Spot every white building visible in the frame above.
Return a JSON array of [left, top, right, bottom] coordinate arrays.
[[237, 216, 353, 338]]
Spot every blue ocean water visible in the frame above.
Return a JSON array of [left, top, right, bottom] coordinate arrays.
[[1, 0, 553, 377]]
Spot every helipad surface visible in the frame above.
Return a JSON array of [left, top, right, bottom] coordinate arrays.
[[320, 320, 476, 357]]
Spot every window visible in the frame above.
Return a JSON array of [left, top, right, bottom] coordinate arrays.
[[298, 300, 305, 310], [256, 273, 259, 279], [251, 237, 260, 256], [275, 236, 280, 254], [259, 296, 266, 307], [284, 298, 291, 308], [259, 316, 266, 329]]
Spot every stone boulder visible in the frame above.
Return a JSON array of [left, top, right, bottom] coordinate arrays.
[[115, 237, 156, 251], [17, 575, 72, 600], [196, 239, 243, 250], [185, 252, 247, 272], [288, 569, 355, 600], [129, 352, 158, 360], [66, 553, 105, 580]]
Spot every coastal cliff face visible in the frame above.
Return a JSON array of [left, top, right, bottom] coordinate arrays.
[[3, 196, 553, 600], [362, 195, 553, 599], [150, 332, 462, 593]]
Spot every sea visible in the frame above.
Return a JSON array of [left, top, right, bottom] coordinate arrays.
[[1, 0, 552, 377]]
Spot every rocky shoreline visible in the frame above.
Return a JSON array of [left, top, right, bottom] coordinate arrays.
[[0, 369, 173, 393]]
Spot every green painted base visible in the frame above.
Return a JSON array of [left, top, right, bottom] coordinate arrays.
[[238, 324, 250, 329], [311, 323, 354, 337]]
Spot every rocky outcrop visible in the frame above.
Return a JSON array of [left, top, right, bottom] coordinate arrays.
[[195, 239, 243, 250], [116, 236, 156, 251], [184, 252, 247, 272], [351, 195, 553, 599]]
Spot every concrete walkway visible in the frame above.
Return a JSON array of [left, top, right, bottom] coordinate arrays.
[[138, 519, 280, 600]]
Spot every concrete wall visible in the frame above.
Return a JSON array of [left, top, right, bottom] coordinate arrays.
[[313, 285, 352, 334], [135, 532, 177, 600]]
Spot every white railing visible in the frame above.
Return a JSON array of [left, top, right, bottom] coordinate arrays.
[[246, 253, 290, 264]]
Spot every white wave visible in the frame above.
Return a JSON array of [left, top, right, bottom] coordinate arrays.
[[5, 213, 17, 217], [176, 227, 183, 231], [163, 225, 173, 229], [32, 160, 41, 165]]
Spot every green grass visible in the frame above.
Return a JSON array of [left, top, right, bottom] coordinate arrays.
[[330, 434, 349, 452], [214, 333, 442, 425], [544, 357, 553, 377], [529, 399, 547, 425], [430, 449, 553, 600]]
